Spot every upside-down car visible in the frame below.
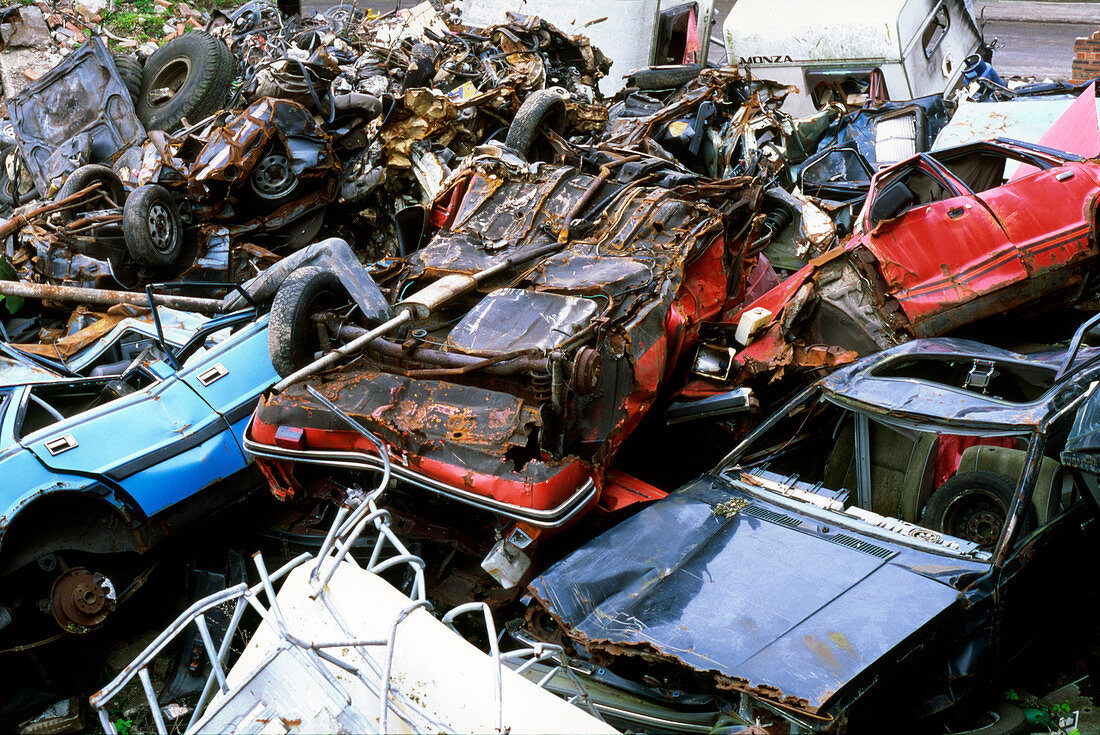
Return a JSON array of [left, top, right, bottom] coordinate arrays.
[[243, 149, 766, 585]]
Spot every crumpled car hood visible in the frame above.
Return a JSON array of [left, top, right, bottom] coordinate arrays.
[[528, 477, 964, 715]]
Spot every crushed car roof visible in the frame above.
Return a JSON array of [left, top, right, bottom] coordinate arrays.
[[817, 337, 1100, 430]]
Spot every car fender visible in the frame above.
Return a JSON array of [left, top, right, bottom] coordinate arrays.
[[0, 479, 147, 576]]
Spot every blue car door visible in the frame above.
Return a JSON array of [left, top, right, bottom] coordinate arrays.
[[175, 314, 276, 448], [17, 363, 246, 518]]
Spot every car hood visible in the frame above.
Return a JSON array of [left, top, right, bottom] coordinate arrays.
[[0, 353, 63, 387], [528, 477, 966, 715]]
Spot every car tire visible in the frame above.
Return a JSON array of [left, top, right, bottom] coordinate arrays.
[[948, 703, 1030, 735], [505, 89, 566, 162], [0, 148, 16, 208], [628, 64, 703, 90], [112, 54, 143, 103], [123, 184, 183, 267], [923, 471, 1032, 550], [56, 164, 126, 223], [0, 147, 37, 205], [268, 266, 347, 378], [137, 32, 235, 133]]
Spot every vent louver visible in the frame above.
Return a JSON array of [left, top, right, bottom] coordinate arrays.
[[741, 504, 801, 528], [828, 533, 893, 559]]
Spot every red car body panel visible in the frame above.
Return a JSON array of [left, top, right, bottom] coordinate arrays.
[[729, 139, 1100, 377]]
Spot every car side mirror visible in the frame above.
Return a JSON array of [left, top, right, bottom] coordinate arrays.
[[868, 179, 917, 227]]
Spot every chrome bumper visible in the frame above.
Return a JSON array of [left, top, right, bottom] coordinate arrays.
[[243, 422, 597, 528]]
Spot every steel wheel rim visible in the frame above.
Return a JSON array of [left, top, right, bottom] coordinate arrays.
[[942, 488, 1008, 548], [147, 201, 176, 254], [251, 153, 298, 200]]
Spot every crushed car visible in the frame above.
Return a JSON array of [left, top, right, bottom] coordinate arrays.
[[524, 322, 1100, 731], [721, 134, 1100, 394], [242, 148, 764, 588]]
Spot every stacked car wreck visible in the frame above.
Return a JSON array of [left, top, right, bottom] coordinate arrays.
[[3, 0, 1100, 731]]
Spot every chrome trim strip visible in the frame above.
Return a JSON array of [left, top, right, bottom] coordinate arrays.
[[243, 425, 597, 528]]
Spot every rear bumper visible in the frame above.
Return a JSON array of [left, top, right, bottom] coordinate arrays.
[[243, 416, 597, 528]]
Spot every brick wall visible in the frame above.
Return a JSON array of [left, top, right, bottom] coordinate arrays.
[[1072, 28, 1100, 82]]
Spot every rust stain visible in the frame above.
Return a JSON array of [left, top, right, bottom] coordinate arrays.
[[804, 633, 840, 673]]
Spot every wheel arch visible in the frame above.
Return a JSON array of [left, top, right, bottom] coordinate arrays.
[[0, 489, 148, 577]]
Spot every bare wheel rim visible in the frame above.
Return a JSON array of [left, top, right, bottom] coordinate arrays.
[[251, 153, 298, 200], [147, 201, 176, 254], [942, 488, 1008, 548], [147, 57, 192, 108]]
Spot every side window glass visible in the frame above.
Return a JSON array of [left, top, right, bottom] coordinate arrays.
[[922, 5, 950, 57]]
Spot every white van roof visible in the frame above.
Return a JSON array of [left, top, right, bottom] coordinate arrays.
[[725, 0, 926, 65]]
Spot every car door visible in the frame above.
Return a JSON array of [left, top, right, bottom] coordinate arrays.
[[975, 158, 1098, 286], [175, 314, 276, 451], [16, 363, 246, 518], [861, 155, 1030, 337]]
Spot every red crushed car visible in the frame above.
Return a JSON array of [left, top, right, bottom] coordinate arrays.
[[725, 136, 1100, 384], [242, 152, 765, 584]]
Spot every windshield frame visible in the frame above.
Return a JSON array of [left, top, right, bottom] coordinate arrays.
[[716, 385, 1041, 560]]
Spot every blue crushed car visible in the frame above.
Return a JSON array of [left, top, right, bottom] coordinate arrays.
[[524, 320, 1100, 732], [0, 306, 275, 646]]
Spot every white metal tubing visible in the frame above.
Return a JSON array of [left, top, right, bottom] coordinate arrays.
[[243, 552, 312, 600], [252, 552, 288, 632], [138, 667, 169, 735], [441, 602, 503, 733], [240, 588, 357, 696], [311, 505, 350, 581], [311, 512, 376, 597], [187, 596, 249, 731], [309, 638, 387, 649], [194, 614, 230, 694], [378, 600, 433, 733], [316, 591, 451, 735], [90, 583, 249, 707]]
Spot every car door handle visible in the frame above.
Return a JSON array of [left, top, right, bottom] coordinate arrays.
[[197, 363, 228, 386], [1056, 171, 1074, 182], [45, 434, 78, 455], [948, 207, 965, 219]]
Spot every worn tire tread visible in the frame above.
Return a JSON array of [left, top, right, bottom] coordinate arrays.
[[949, 703, 1030, 735], [113, 54, 143, 103], [268, 266, 345, 378], [123, 184, 182, 267], [505, 89, 566, 161], [923, 470, 1034, 545], [56, 164, 125, 224], [138, 32, 235, 132], [629, 64, 703, 90]]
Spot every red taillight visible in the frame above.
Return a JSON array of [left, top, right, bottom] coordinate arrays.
[[274, 425, 305, 449]]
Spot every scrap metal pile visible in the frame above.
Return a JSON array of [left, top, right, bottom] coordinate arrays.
[[5, 0, 1100, 732]]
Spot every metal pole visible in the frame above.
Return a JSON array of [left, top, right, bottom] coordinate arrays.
[[0, 280, 225, 314], [272, 309, 412, 392]]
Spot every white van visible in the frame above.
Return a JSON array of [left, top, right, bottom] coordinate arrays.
[[458, 0, 715, 95], [724, 0, 983, 117]]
